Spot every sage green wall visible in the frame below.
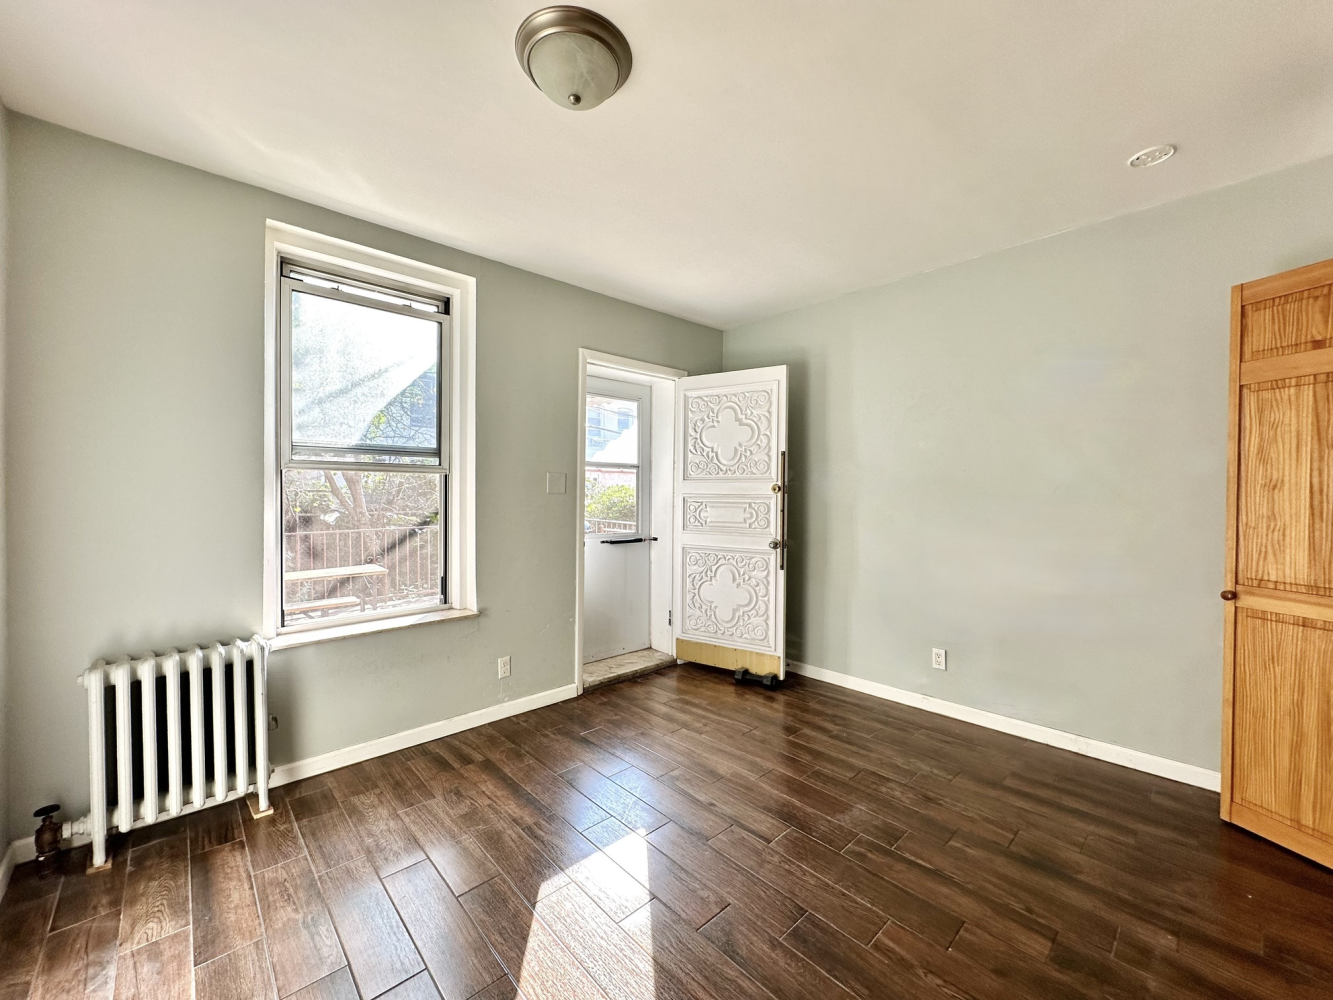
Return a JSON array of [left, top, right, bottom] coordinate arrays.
[[725, 153, 1333, 772], [3, 114, 721, 842]]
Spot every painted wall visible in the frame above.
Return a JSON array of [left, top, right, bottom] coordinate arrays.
[[725, 153, 1333, 772], [3, 114, 721, 842]]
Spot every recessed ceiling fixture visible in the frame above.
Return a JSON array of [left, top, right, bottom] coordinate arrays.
[[515, 6, 632, 111], [1127, 144, 1176, 168]]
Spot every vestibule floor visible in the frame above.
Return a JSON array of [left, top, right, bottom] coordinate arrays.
[[582, 648, 676, 691], [3, 664, 1332, 999]]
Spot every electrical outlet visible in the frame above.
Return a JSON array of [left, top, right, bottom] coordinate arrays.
[[498, 655, 511, 679], [932, 648, 947, 671]]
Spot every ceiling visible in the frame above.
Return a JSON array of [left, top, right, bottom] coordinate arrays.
[[1, 2, 1332, 329]]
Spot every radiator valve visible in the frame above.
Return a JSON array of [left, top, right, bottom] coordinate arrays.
[[33, 804, 62, 877]]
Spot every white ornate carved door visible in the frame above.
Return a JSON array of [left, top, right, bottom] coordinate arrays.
[[673, 366, 787, 679]]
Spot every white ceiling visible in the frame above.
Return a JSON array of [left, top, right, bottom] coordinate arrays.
[[2, 2, 1332, 329]]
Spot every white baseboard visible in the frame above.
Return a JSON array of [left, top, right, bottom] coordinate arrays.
[[787, 661, 1221, 792], [270, 683, 578, 786], [0, 839, 20, 902]]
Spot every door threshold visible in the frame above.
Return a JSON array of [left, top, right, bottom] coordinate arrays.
[[583, 648, 676, 691]]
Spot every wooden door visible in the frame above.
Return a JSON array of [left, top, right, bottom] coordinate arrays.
[[672, 366, 788, 679], [1223, 257, 1333, 868]]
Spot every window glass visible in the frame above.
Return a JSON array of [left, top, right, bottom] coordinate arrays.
[[290, 290, 440, 458], [585, 394, 638, 464], [585, 466, 638, 534], [281, 468, 442, 625]]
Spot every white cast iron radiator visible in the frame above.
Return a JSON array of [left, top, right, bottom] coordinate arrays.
[[70, 635, 272, 869]]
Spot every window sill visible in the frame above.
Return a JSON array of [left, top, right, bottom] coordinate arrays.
[[269, 607, 480, 650]]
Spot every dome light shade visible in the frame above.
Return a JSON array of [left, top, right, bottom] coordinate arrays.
[[516, 7, 632, 111]]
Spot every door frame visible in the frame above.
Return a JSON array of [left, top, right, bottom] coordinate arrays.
[[575, 350, 687, 694]]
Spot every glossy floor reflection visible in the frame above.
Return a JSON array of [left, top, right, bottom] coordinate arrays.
[[4, 664, 1333, 999]]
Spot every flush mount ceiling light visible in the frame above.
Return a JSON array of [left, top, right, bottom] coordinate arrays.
[[515, 6, 632, 111], [1128, 144, 1176, 168]]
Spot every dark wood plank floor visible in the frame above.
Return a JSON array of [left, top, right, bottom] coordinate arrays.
[[4, 664, 1333, 999]]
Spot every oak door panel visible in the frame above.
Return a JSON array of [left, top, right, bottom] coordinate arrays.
[[1232, 610, 1333, 842], [1237, 373, 1333, 596], [1241, 284, 1333, 361]]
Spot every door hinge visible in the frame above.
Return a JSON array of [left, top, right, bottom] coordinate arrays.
[[668, 610, 673, 627]]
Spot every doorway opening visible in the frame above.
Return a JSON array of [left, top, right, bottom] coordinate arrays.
[[575, 350, 683, 692]]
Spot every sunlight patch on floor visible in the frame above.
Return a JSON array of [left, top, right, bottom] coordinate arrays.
[[517, 832, 657, 999]]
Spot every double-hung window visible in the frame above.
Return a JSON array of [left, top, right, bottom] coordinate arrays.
[[266, 225, 477, 641]]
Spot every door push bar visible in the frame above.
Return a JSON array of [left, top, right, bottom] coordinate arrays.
[[600, 536, 659, 545]]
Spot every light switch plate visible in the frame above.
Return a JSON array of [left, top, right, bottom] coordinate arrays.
[[546, 472, 567, 494]]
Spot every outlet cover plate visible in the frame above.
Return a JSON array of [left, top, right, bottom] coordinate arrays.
[[499, 655, 512, 678], [932, 648, 947, 670]]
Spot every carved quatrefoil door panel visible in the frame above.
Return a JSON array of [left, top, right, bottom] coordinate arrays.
[[673, 367, 788, 678]]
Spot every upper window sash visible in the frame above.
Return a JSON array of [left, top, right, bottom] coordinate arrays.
[[279, 263, 450, 472], [283, 262, 450, 316], [278, 262, 450, 313]]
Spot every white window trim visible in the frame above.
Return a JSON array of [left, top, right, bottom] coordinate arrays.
[[263, 221, 477, 645]]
